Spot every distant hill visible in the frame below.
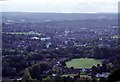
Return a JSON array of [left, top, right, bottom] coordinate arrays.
[[2, 12, 118, 23]]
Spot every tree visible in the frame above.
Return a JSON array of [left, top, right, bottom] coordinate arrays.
[[107, 69, 120, 82], [53, 75, 62, 82], [29, 62, 50, 80], [53, 65, 60, 74], [22, 68, 32, 81]]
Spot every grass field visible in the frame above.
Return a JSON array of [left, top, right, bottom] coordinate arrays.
[[66, 58, 102, 69], [62, 74, 91, 78]]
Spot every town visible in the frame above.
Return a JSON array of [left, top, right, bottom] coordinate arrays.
[[2, 12, 120, 82]]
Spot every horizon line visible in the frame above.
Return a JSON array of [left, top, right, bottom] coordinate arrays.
[[1, 11, 118, 14]]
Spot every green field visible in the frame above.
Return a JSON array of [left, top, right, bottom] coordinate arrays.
[[66, 58, 102, 69], [62, 74, 91, 78]]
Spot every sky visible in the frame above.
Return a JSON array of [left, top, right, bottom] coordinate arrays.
[[0, 0, 119, 13]]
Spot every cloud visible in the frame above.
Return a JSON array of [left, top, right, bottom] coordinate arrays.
[[0, 0, 119, 13]]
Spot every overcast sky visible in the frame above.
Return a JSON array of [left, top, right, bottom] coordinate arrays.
[[0, 0, 119, 13]]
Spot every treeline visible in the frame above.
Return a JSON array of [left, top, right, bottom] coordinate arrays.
[[2, 45, 120, 77]]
